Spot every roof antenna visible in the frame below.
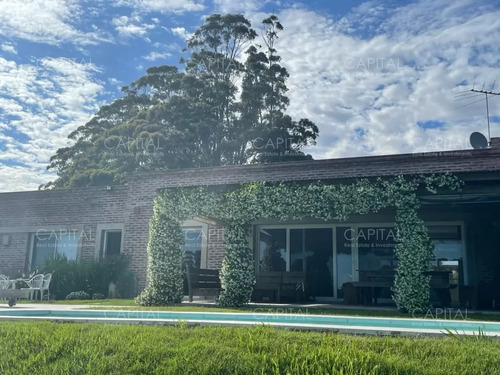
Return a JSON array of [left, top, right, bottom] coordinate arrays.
[[470, 82, 500, 146]]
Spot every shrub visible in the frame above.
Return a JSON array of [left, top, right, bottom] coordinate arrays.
[[42, 255, 136, 300], [136, 199, 185, 305], [65, 291, 90, 300], [92, 293, 105, 300], [217, 225, 255, 307]]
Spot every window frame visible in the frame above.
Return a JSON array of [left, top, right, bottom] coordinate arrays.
[[28, 226, 85, 269], [182, 219, 208, 269], [254, 221, 466, 300], [95, 223, 125, 260], [102, 230, 123, 259]]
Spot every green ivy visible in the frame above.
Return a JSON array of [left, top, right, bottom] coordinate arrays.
[[137, 174, 462, 312]]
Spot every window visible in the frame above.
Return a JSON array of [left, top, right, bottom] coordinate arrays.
[[290, 228, 333, 297], [429, 225, 463, 285], [357, 227, 397, 274], [182, 228, 202, 268], [258, 228, 286, 271], [31, 233, 78, 267], [57, 234, 79, 260], [102, 230, 122, 259], [336, 227, 353, 298], [258, 227, 334, 297]]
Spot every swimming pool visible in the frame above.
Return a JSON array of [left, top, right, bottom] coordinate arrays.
[[0, 308, 498, 336]]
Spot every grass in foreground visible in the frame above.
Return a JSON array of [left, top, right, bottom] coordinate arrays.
[[0, 321, 499, 375]]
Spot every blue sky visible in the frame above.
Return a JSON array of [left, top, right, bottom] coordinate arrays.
[[0, 0, 499, 191]]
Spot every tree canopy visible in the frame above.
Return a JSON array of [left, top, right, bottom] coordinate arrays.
[[44, 14, 319, 189]]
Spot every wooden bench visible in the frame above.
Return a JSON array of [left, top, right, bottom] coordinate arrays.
[[186, 266, 221, 302], [253, 271, 282, 302], [254, 271, 306, 302], [350, 281, 392, 305], [281, 272, 306, 302], [349, 270, 453, 306], [0, 289, 30, 307], [426, 270, 452, 307], [350, 270, 395, 305]]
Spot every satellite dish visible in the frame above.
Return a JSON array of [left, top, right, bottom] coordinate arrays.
[[470, 132, 488, 149]]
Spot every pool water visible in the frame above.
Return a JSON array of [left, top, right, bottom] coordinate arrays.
[[0, 309, 498, 336]]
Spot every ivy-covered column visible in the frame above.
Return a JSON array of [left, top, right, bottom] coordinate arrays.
[[136, 197, 185, 305], [392, 193, 433, 313], [217, 223, 256, 307]]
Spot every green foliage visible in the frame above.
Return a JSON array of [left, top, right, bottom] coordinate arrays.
[[1, 322, 500, 374], [217, 225, 256, 306], [44, 14, 318, 189], [386, 173, 464, 313], [92, 293, 106, 300], [41, 256, 134, 300], [445, 327, 496, 341], [140, 173, 462, 310], [136, 197, 186, 305], [65, 291, 90, 300]]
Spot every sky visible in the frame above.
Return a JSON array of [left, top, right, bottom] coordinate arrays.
[[0, 0, 499, 192]]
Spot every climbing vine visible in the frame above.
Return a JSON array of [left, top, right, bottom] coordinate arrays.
[[136, 174, 462, 312]]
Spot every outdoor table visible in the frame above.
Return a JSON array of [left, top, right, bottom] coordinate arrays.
[[0, 279, 30, 307], [351, 281, 392, 305], [351, 270, 395, 305]]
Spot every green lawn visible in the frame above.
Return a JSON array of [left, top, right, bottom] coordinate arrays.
[[0, 322, 499, 374]]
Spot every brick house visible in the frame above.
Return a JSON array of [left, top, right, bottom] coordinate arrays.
[[1, 138, 500, 307]]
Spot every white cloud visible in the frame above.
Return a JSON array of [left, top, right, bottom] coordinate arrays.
[[0, 0, 109, 45], [114, 0, 205, 14], [0, 57, 104, 192], [112, 15, 156, 39], [0, 43, 17, 54], [2, 0, 500, 191], [213, 0, 268, 13], [272, 1, 500, 159], [108, 77, 123, 86], [170, 27, 192, 40], [143, 51, 171, 61]]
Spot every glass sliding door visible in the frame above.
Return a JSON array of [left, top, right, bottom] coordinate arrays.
[[290, 228, 333, 298], [336, 227, 353, 298], [357, 227, 397, 274], [355, 226, 397, 301], [258, 228, 287, 272], [255, 222, 465, 302], [429, 225, 463, 304], [258, 227, 334, 299], [290, 229, 307, 272], [182, 228, 202, 268]]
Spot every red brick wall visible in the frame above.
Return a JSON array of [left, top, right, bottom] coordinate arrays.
[[207, 225, 226, 270], [1, 140, 500, 293], [0, 186, 129, 275], [0, 233, 29, 272]]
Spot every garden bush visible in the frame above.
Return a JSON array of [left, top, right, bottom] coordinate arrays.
[[41, 256, 136, 300], [92, 293, 105, 300], [65, 291, 90, 300]]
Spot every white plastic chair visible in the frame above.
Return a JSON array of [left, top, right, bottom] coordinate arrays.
[[41, 273, 52, 301], [21, 274, 44, 301], [0, 274, 9, 290]]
